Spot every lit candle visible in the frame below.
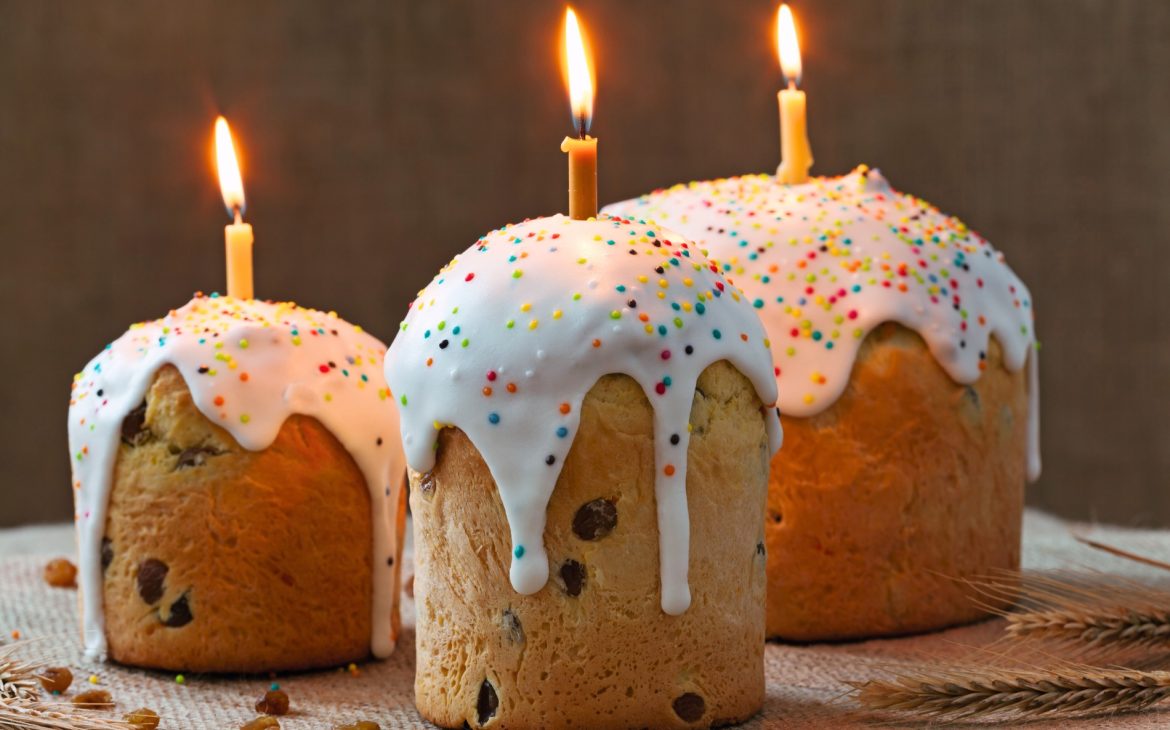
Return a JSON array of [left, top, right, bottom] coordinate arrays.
[[776, 4, 813, 184], [214, 116, 254, 300], [560, 8, 597, 220]]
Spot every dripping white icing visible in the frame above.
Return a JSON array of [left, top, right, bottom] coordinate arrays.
[[384, 214, 781, 614], [67, 296, 406, 660], [604, 167, 1041, 481]]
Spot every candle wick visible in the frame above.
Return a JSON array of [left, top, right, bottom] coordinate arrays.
[[577, 112, 587, 141], [787, 79, 796, 91], [233, 207, 243, 225]]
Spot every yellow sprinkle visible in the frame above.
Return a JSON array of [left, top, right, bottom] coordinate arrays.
[[520, 302, 532, 312], [803, 394, 814, 405], [658, 278, 668, 288], [683, 278, 693, 287], [553, 309, 563, 320], [88, 675, 99, 685], [529, 319, 539, 330], [324, 393, 333, 402]]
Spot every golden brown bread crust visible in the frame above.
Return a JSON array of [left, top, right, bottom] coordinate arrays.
[[766, 323, 1027, 640], [99, 365, 399, 673], [411, 360, 770, 729]]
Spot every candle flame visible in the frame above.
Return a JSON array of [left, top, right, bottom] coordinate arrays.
[[214, 116, 246, 219], [777, 4, 802, 87], [564, 7, 594, 137]]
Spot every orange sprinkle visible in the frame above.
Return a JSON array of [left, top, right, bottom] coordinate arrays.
[[740, 333, 748, 342], [506, 383, 517, 393], [239, 372, 250, 382], [559, 403, 571, 415], [664, 465, 676, 477], [592, 338, 601, 348], [638, 313, 650, 322], [213, 396, 225, 407], [426, 357, 434, 367], [10, 630, 20, 639], [482, 386, 493, 397]]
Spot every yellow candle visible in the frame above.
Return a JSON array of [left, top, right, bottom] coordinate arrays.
[[561, 135, 597, 221], [224, 212, 254, 301], [776, 4, 813, 185], [214, 116, 254, 300], [561, 8, 598, 220]]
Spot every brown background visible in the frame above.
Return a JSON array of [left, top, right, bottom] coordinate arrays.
[[0, 0, 1166, 527]]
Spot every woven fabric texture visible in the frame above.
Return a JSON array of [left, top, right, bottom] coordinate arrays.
[[2, 510, 1169, 728]]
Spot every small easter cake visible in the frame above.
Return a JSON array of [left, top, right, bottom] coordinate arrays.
[[386, 214, 781, 729], [68, 295, 407, 672], [604, 166, 1039, 640]]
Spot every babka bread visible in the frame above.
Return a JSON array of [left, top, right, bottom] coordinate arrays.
[[386, 215, 781, 728], [604, 167, 1039, 639], [68, 295, 406, 671]]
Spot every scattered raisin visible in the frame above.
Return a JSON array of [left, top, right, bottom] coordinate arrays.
[[673, 692, 705, 722], [136, 559, 168, 604], [37, 666, 73, 693], [417, 470, 436, 496], [101, 538, 114, 571], [476, 679, 498, 725], [121, 402, 150, 446], [73, 689, 114, 709], [176, 446, 219, 469], [501, 609, 524, 644], [334, 723, 380, 730], [44, 558, 77, 588], [256, 689, 290, 715], [124, 707, 160, 729], [558, 560, 585, 597], [162, 593, 193, 627], [572, 499, 617, 541], [756, 541, 766, 557], [241, 717, 280, 730]]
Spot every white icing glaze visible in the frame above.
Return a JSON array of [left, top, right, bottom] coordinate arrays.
[[384, 214, 781, 614], [603, 167, 1040, 481], [68, 296, 405, 661]]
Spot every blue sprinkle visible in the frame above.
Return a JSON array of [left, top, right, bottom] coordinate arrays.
[[663, 376, 672, 387], [488, 412, 500, 425], [556, 426, 568, 438], [713, 329, 722, 340], [753, 298, 764, 309], [658, 325, 667, 336], [696, 302, 706, 315], [424, 330, 431, 339], [812, 331, 823, 341], [514, 545, 526, 558]]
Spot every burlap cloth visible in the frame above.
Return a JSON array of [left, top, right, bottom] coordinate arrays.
[[3, 509, 1170, 729]]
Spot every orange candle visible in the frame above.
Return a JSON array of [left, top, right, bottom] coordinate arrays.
[[776, 4, 813, 184], [214, 116, 254, 300], [560, 8, 597, 220]]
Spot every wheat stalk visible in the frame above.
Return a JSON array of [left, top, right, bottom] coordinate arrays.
[[852, 663, 1170, 720], [0, 697, 138, 730], [0, 643, 43, 701], [967, 572, 1170, 656]]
